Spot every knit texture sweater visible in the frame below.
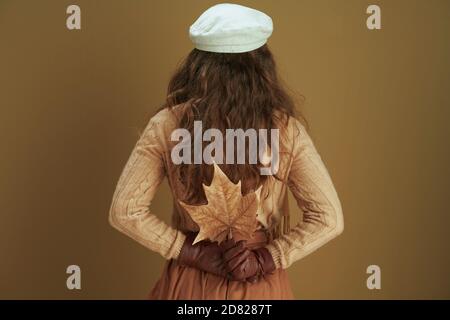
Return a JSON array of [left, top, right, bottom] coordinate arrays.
[[109, 104, 344, 269]]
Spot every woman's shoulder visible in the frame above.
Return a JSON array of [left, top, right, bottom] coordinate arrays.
[[273, 110, 307, 144], [145, 103, 189, 138], [150, 104, 186, 126]]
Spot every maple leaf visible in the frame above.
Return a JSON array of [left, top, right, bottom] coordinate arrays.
[[179, 163, 261, 245]]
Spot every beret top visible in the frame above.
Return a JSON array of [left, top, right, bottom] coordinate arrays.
[[189, 3, 273, 53]]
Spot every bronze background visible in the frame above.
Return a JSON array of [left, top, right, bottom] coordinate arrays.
[[0, 0, 449, 299]]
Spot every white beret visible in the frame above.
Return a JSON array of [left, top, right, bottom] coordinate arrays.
[[189, 3, 273, 53]]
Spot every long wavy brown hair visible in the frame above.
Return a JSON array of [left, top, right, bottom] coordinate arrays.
[[157, 44, 305, 204]]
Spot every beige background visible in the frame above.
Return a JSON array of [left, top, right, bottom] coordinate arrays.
[[0, 0, 449, 299]]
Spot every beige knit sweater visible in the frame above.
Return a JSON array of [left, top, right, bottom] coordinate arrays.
[[109, 104, 344, 269]]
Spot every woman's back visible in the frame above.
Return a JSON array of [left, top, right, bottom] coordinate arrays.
[[108, 3, 343, 299], [110, 101, 342, 268]]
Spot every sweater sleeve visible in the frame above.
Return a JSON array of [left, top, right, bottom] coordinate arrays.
[[266, 118, 344, 269], [108, 114, 186, 260]]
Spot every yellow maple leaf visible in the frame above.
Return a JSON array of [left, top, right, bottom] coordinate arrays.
[[179, 163, 261, 245]]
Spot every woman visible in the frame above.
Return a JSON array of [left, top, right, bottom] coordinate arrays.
[[109, 3, 344, 300]]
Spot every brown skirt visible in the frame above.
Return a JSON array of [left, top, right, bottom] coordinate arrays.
[[148, 230, 295, 300]]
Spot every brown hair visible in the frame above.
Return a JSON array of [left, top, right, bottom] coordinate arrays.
[[159, 44, 305, 203]]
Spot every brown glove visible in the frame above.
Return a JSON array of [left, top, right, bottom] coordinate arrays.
[[177, 232, 227, 277], [220, 239, 277, 283]]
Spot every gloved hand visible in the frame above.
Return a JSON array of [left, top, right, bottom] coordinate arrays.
[[177, 232, 228, 277], [220, 239, 277, 283]]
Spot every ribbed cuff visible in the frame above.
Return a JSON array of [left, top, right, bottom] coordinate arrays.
[[171, 231, 187, 260], [265, 243, 283, 269]]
